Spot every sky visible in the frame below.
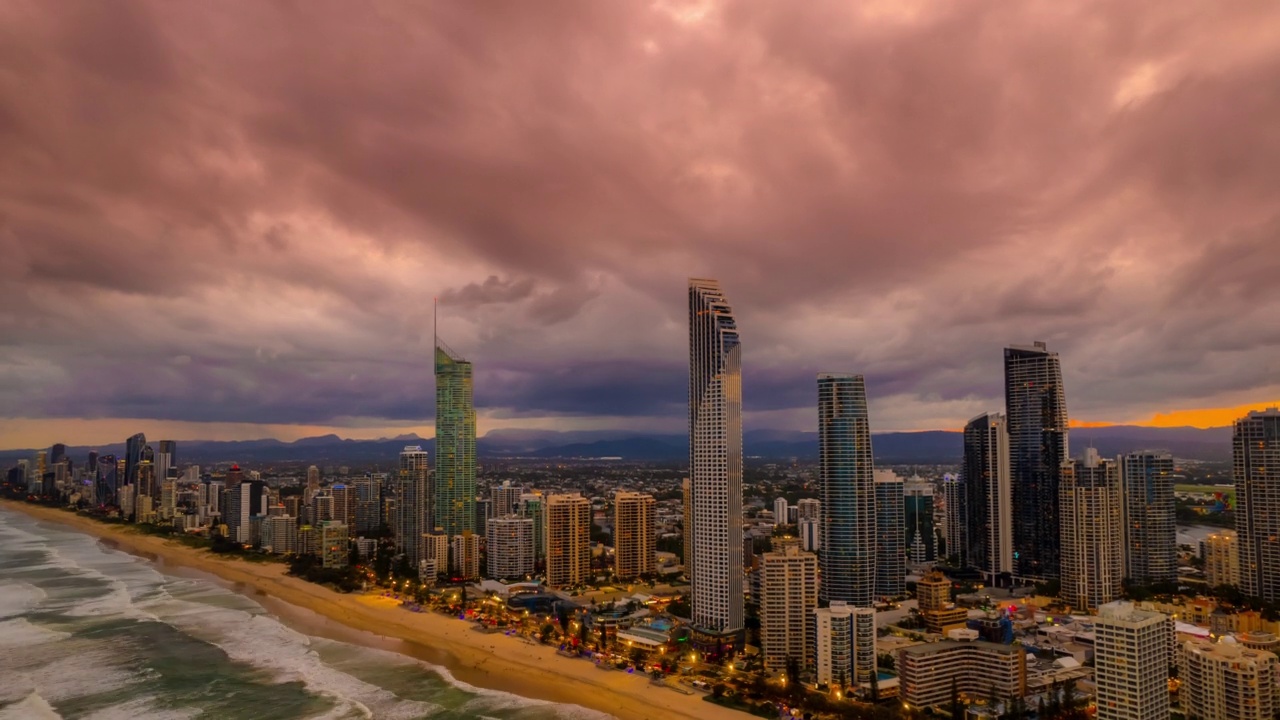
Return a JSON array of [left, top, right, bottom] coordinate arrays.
[[2, 0, 1279, 449]]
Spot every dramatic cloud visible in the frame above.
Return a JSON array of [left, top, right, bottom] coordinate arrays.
[[2, 0, 1279, 446]]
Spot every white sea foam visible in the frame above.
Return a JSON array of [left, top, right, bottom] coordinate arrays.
[[149, 600, 442, 720], [0, 692, 63, 720], [78, 695, 201, 720], [0, 618, 71, 648], [0, 582, 47, 619]]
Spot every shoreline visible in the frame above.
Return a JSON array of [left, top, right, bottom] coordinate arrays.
[[1, 501, 747, 720]]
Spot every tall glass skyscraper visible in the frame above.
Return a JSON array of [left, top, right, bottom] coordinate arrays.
[[817, 374, 875, 607], [962, 412, 1012, 583], [1120, 450, 1176, 586], [874, 471, 905, 598], [1004, 342, 1069, 580], [1235, 408, 1280, 603], [124, 432, 146, 490], [688, 278, 743, 642], [434, 342, 476, 539]]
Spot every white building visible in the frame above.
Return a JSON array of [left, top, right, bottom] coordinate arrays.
[[1183, 636, 1279, 720], [1060, 448, 1124, 611], [1093, 601, 1171, 720], [688, 278, 743, 641], [486, 515, 534, 580], [774, 497, 789, 527], [813, 601, 875, 687]]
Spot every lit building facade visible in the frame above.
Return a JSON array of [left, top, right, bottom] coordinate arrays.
[[1120, 450, 1177, 586], [760, 546, 818, 673], [1236, 409, 1280, 603], [1060, 448, 1124, 611], [398, 446, 430, 567], [435, 341, 477, 538], [486, 516, 534, 580], [1204, 530, 1240, 588], [812, 602, 876, 687], [1093, 601, 1171, 720], [546, 493, 591, 588], [614, 491, 656, 579], [874, 471, 905, 598]]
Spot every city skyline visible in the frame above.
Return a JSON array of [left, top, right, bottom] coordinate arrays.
[[4, 2, 1280, 449]]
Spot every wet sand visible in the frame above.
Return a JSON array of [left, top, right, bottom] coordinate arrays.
[[2, 502, 746, 720]]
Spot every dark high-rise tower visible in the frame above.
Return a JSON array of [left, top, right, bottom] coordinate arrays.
[[1004, 342, 1068, 581], [817, 373, 876, 607], [124, 433, 146, 489], [1120, 451, 1177, 586], [1235, 408, 1280, 602], [963, 412, 1012, 583]]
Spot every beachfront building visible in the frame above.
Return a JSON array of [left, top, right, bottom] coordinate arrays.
[[1120, 450, 1177, 585], [688, 278, 744, 648], [1205, 530, 1241, 588], [1093, 601, 1171, 720], [486, 516, 534, 580], [1236, 409, 1280, 603], [424, 532, 449, 581], [818, 374, 876, 607], [518, 492, 546, 564], [760, 546, 818, 673], [398, 446, 430, 569], [1183, 637, 1279, 720], [434, 339, 477, 539], [321, 521, 349, 569], [1060, 448, 1124, 612], [450, 531, 480, 580], [614, 491, 656, 579], [262, 515, 298, 554], [812, 602, 876, 687], [1005, 342, 1069, 581], [898, 640, 1026, 709], [546, 493, 591, 588]]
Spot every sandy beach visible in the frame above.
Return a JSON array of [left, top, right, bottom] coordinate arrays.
[[2, 501, 749, 720]]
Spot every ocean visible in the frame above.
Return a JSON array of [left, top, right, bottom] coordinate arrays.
[[0, 509, 611, 720]]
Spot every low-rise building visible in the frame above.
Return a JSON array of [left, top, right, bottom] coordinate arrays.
[[898, 640, 1026, 709]]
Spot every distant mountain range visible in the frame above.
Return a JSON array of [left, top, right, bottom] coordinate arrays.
[[0, 424, 1234, 466]]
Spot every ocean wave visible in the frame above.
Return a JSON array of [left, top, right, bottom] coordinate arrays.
[[0, 692, 63, 720], [150, 601, 442, 720], [0, 582, 48, 619], [0, 618, 71, 648], [78, 695, 201, 720]]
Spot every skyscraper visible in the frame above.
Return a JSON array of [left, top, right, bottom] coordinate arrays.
[[1204, 530, 1240, 588], [818, 373, 876, 607], [940, 474, 962, 562], [545, 493, 591, 588], [797, 498, 821, 553], [435, 341, 476, 539], [95, 454, 118, 508], [1060, 448, 1123, 611], [963, 412, 1012, 582], [155, 440, 177, 496], [492, 481, 523, 517], [760, 546, 818, 673], [614, 492, 656, 579], [1093, 601, 1171, 720], [904, 479, 936, 563], [124, 432, 146, 491], [773, 497, 789, 526], [518, 492, 546, 564], [688, 278, 744, 642], [1235, 408, 1280, 602], [874, 471, 905, 598], [1004, 342, 1069, 580], [398, 446, 430, 570], [1120, 450, 1177, 586]]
